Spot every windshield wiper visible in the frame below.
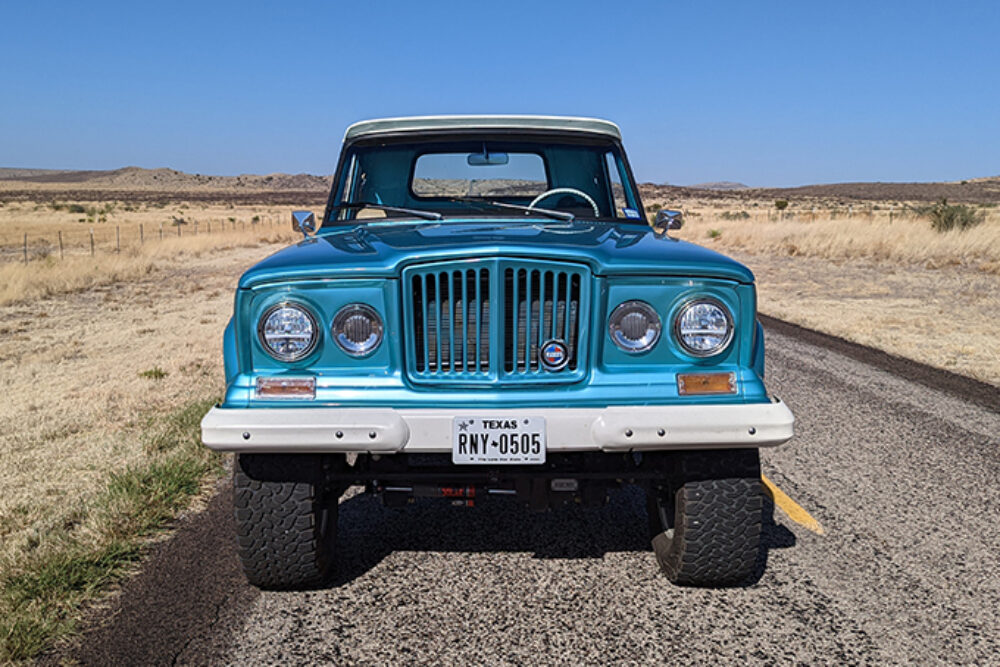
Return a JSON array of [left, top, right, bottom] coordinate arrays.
[[332, 202, 442, 221], [448, 197, 574, 222]]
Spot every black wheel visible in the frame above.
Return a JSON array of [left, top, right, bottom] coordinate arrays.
[[234, 454, 339, 590], [647, 449, 762, 587]]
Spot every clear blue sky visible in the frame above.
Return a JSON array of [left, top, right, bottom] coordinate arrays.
[[2, 1, 998, 186]]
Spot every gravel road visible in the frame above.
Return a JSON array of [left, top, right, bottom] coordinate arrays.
[[53, 327, 1000, 665]]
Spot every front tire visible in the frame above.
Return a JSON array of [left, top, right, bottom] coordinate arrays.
[[647, 449, 762, 586], [234, 454, 338, 590]]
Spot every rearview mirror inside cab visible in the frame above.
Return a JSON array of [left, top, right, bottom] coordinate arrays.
[[467, 151, 509, 166]]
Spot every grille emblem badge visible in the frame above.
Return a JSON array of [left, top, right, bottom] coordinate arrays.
[[540, 340, 569, 371]]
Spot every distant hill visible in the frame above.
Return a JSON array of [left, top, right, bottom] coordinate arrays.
[[687, 181, 749, 190], [0, 166, 331, 192], [641, 176, 1000, 205], [2, 166, 999, 205]]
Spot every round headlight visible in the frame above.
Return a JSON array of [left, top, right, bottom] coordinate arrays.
[[258, 303, 319, 362], [608, 300, 661, 353], [332, 304, 383, 357], [674, 298, 734, 357]]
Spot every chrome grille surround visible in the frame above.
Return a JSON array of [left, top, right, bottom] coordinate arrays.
[[402, 258, 590, 385]]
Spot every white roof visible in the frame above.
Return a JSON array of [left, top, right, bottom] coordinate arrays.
[[344, 115, 622, 142]]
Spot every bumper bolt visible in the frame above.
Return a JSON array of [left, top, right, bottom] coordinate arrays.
[[624, 429, 633, 438], [748, 427, 757, 435], [336, 431, 343, 439], [369, 431, 377, 439], [657, 429, 665, 437], [242, 432, 250, 440]]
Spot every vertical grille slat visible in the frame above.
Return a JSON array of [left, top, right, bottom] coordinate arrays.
[[479, 268, 489, 373], [461, 270, 468, 372], [472, 271, 483, 373], [511, 269, 519, 373], [538, 270, 547, 364], [405, 260, 586, 383], [523, 269, 533, 371]]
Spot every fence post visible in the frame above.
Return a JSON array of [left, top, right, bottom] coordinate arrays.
[[208, 220, 211, 234], [23, 233, 28, 264], [194, 221, 198, 235], [58, 231, 64, 259], [90, 229, 95, 257], [160, 223, 163, 240], [140, 223, 144, 245], [116, 225, 120, 253], [178, 221, 181, 237]]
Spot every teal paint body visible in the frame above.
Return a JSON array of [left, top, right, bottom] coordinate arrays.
[[221, 219, 771, 410]]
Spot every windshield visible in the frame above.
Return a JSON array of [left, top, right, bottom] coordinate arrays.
[[324, 136, 644, 226]]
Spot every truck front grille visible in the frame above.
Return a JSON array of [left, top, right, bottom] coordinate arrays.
[[411, 267, 491, 374], [403, 259, 589, 385]]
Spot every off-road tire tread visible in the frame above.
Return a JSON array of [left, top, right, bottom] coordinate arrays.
[[649, 449, 761, 587], [233, 454, 335, 590]]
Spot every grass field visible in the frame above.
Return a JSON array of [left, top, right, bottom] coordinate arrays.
[[667, 205, 1000, 385], [1, 195, 998, 660], [0, 231, 287, 661], [0, 201, 299, 306], [674, 205, 1000, 272]]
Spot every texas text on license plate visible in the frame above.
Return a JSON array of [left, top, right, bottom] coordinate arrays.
[[452, 417, 546, 464]]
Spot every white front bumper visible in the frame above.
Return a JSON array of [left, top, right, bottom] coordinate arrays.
[[201, 399, 794, 453]]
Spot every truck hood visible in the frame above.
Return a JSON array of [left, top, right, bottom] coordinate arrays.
[[238, 219, 754, 288]]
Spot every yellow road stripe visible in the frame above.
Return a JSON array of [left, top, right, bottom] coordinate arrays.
[[761, 474, 825, 535]]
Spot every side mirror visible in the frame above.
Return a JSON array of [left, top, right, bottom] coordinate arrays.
[[654, 209, 684, 234], [292, 210, 316, 237]]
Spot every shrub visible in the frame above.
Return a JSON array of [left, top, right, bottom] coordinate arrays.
[[924, 198, 985, 233], [720, 211, 750, 220], [774, 200, 789, 211], [707, 229, 722, 239], [646, 203, 662, 213]]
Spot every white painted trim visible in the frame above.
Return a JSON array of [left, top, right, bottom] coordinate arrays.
[[344, 115, 622, 141], [201, 400, 793, 454]]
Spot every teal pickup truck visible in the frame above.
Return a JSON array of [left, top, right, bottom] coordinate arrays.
[[201, 116, 794, 589]]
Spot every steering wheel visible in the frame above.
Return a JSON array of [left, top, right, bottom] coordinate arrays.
[[529, 187, 599, 217]]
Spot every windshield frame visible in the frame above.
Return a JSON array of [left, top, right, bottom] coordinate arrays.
[[321, 130, 646, 228]]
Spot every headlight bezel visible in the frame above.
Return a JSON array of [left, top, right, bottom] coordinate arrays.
[[331, 303, 384, 357], [257, 301, 321, 363], [672, 297, 735, 358], [608, 300, 663, 354]]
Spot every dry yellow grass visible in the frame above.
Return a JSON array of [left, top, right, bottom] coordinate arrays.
[[0, 213, 299, 306], [0, 200, 294, 259], [676, 208, 1000, 273], [0, 236, 297, 659], [0, 244, 280, 567], [664, 207, 1000, 385], [0, 202, 307, 589]]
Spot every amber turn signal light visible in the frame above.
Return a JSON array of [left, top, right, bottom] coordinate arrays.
[[677, 372, 737, 395], [255, 377, 316, 399]]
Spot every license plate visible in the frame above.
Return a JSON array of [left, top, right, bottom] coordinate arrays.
[[452, 417, 546, 464]]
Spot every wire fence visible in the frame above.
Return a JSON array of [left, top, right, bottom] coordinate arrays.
[[2, 215, 284, 265]]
